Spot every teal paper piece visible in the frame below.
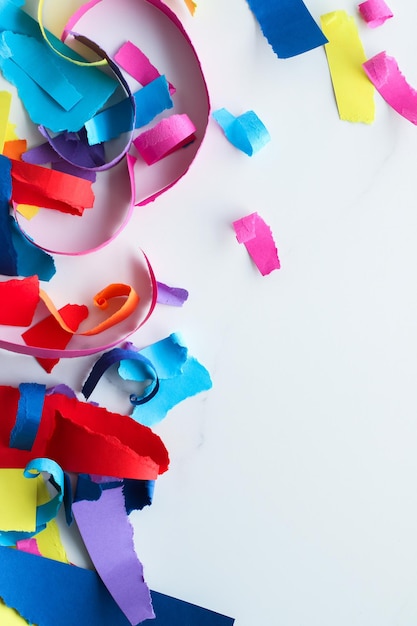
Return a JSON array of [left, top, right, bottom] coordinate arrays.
[[212, 108, 271, 156], [0, 4, 118, 132], [119, 334, 212, 427], [9, 216, 56, 281], [85, 75, 173, 145]]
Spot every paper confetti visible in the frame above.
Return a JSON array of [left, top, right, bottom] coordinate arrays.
[[233, 212, 280, 276]]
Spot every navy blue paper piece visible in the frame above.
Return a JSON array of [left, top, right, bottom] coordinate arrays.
[[246, 0, 327, 58], [147, 591, 235, 625], [0, 154, 17, 275]]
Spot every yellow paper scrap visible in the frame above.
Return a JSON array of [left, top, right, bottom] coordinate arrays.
[[0, 469, 37, 532], [184, 0, 197, 15], [5, 122, 18, 142], [0, 599, 31, 626], [35, 479, 69, 564], [321, 11, 375, 124], [16, 204, 40, 219], [0, 91, 12, 152]]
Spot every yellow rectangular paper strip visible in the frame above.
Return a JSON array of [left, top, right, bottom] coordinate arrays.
[[321, 11, 375, 124], [0, 91, 12, 152], [0, 469, 37, 532]]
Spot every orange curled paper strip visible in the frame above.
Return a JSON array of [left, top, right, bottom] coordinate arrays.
[[0, 385, 169, 479], [10, 159, 95, 215], [0, 276, 40, 326], [39, 283, 139, 337]]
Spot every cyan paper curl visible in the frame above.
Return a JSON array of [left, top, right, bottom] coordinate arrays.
[[212, 108, 270, 156]]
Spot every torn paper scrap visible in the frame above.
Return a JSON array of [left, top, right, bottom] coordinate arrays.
[[245, 0, 327, 58], [73, 477, 154, 625], [358, 0, 393, 27], [212, 108, 270, 155], [233, 212, 280, 276], [363, 51, 417, 124], [0, 385, 169, 480], [321, 11, 375, 123], [85, 76, 173, 145], [9, 216, 56, 282], [156, 281, 189, 306], [0, 276, 40, 326], [122, 333, 212, 427], [0, 153, 17, 275], [9, 382, 45, 451], [134, 114, 196, 165], [0, 90, 11, 153], [114, 40, 175, 94], [0, 469, 37, 533], [184, 0, 197, 15]]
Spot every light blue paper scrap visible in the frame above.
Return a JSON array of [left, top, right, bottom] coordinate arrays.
[[119, 334, 212, 427], [0, 31, 82, 111], [212, 108, 271, 156], [85, 75, 173, 145], [0, 14, 117, 132]]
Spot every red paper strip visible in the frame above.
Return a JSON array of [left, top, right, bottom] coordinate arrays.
[[22, 303, 89, 373], [11, 159, 95, 215], [0, 386, 169, 479], [0, 276, 40, 326]]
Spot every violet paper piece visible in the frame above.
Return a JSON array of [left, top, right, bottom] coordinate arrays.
[[233, 212, 280, 276], [363, 52, 417, 124], [358, 0, 393, 27], [72, 477, 154, 625], [156, 281, 189, 306]]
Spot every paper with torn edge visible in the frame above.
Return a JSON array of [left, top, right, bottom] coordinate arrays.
[[245, 0, 327, 58], [0, 599, 29, 626], [11, 158, 95, 215], [73, 478, 154, 625], [0, 547, 235, 626], [0, 458, 64, 546], [134, 114, 196, 165], [0, 385, 169, 480], [9, 382, 45, 451], [0, 276, 40, 326], [0, 152, 17, 276], [321, 11, 375, 124], [233, 212, 280, 276], [0, 90, 11, 153], [114, 40, 175, 94], [363, 52, 417, 124], [22, 304, 89, 373], [85, 76, 173, 145], [9, 216, 56, 282], [156, 281, 189, 306], [121, 333, 212, 426], [358, 0, 393, 27], [212, 108, 270, 155], [0, 469, 37, 532]]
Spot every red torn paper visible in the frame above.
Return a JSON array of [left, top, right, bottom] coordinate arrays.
[[11, 159, 95, 215], [0, 276, 40, 326], [22, 303, 89, 373], [0, 386, 169, 480]]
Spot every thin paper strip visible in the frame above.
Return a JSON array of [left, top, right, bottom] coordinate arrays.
[[321, 10, 375, 123]]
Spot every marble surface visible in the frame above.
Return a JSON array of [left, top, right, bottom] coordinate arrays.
[[3, 0, 417, 624]]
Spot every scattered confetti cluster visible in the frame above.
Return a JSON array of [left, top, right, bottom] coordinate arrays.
[[0, 0, 412, 623]]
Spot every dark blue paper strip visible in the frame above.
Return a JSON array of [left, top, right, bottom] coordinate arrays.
[[9, 382, 46, 451], [0, 154, 17, 275], [246, 0, 327, 58]]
